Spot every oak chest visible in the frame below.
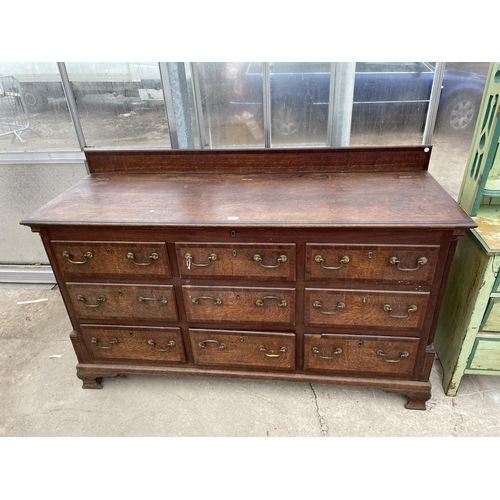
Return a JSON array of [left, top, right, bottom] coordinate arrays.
[[21, 147, 475, 410]]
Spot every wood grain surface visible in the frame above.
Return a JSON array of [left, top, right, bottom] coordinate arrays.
[[176, 243, 296, 280], [189, 328, 296, 370], [182, 285, 296, 326], [303, 333, 419, 376], [305, 243, 440, 283], [85, 146, 432, 174], [80, 325, 186, 363], [66, 283, 178, 322], [304, 289, 430, 330], [22, 171, 475, 229], [51, 241, 171, 277]]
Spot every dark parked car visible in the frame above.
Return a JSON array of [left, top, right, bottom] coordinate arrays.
[[227, 62, 487, 137]]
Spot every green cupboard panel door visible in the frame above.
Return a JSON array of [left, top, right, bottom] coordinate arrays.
[[480, 298, 500, 332], [493, 269, 500, 293], [467, 338, 500, 371], [458, 62, 500, 215]]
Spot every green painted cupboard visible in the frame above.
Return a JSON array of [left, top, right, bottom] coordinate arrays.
[[434, 62, 500, 395]]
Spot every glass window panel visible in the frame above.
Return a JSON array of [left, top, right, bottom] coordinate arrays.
[[428, 62, 489, 199], [65, 62, 170, 148], [270, 62, 330, 146], [198, 62, 264, 147], [0, 62, 80, 151], [350, 61, 434, 146]]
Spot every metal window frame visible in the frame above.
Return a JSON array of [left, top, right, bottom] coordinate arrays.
[[263, 62, 272, 148], [57, 62, 87, 156], [327, 62, 356, 147], [0, 151, 85, 164], [422, 62, 446, 145], [159, 62, 178, 149], [189, 62, 205, 149]]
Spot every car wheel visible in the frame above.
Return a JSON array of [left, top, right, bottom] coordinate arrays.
[[22, 85, 49, 113], [439, 93, 479, 134]]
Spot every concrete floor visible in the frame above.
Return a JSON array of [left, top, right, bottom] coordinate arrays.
[[1, 284, 499, 437]]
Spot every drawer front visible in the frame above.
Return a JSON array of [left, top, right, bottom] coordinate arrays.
[[52, 241, 171, 277], [304, 333, 418, 376], [81, 326, 186, 363], [66, 283, 178, 322], [467, 336, 500, 371], [305, 244, 439, 283], [480, 298, 500, 332], [182, 286, 295, 326], [176, 243, 296, 281], [189, 328, 295, 370], [304, 288, 429, 330]]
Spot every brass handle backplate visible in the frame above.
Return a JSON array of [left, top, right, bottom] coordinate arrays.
[[313, 300, 346, 315], [127, 252, 159, 266], [77, 294, 105, 308], [377, 350, 410, 363], [253, 254, 287, 269], [138, 296, 168, 304], [259, 345, 287, 358], [312, 346, 343, 360], [314, 254, 350, 270], [383, 304, 418, 319], [185, 252, 217, 270], [255, 296, 288, 307], [148, 339, 175, 352], [191, 296, 223, 305], [91, 337, 118, 349], [198, 339, 226, 349], [62, 250, 93, 264], [389, 256, 427, 271]]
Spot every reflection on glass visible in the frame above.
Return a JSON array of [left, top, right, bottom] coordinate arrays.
[[428, 62, 489, 199], [0, 62, 79, 151], [197, 62, 264, 148], [350, 62, 435, 146], [270, 62, 330, 146], [350, 62, 488, 151], [66, 62, 170, 148]]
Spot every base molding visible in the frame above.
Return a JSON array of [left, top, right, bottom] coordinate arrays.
[[76, 363, 432, 409]]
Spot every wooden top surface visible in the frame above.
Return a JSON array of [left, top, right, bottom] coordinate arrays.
[[22, 171, 475, 230], [472, 206, 500, 253]]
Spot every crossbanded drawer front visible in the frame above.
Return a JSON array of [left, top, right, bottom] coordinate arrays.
[[176, 243, 296, 281], [305, 288, 429, 330], [52, 241, 171, 278], [66, 283, 178, 322], [189, 329, 295, 370], [182, 286, 295, 326], [81, 326, 186, 363], [304, 334, 418, 376], [305, 244, 439, 284]]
